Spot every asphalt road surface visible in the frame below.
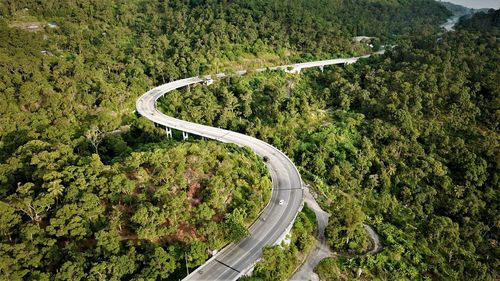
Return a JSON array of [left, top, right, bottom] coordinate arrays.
[[136, 54, 381, 280]]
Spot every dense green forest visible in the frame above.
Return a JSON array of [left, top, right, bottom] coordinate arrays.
[[159, 30, 499, 279], [0, 0, 449, 161], [0, 138, 272, 279], [0, 0, 485, 280]]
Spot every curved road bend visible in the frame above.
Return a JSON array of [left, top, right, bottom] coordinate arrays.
[[137, 77, 303, 281], [136, 53, 382, 281]]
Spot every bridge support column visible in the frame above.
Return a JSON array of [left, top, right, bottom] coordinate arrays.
[[182, 131, 188, 141], [319, 65, 324, 73], [166, 127, 173, 139]]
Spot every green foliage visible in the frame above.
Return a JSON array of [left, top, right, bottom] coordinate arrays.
[[224, 208, 250, 242], [186, 240, 208, 268], [47, 193, 104, 239], [0, 0, 466, 279], [325, 195, 370, 253], [0, 141, 270, 279], [252, 207, 316, 280], [168, 30, 499, 280], [314, 256, 349, 281], [254, 245, 297, 281], [302, 203, 317, 227], [318, 33, 498, 279]]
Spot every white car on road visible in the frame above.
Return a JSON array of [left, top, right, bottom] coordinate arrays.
[[203, 78, 214, 86]]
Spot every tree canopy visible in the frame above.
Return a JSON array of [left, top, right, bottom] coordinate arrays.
[[160, 30, 499, 280], [1, 0, 487, 279]]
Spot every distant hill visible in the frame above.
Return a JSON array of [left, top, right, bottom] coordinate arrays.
[[456, 8, 500, 33], [439, 1, 490, 16], [439, 1, 474, 16]]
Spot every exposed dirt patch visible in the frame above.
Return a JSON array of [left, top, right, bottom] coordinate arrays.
[[184, 165, 197, 185], [187, 181, 203, 207], [212, 212, 225, 222], [79, 238, 97, 250], [185, 164, 215, 207], [161, 222, 201, 243], [119, 227, 138, 241], [117, 203, 134, 215]]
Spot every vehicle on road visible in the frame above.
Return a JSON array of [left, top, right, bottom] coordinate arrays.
[[136, 53, 379, 281], [203, 77, 214, 86]]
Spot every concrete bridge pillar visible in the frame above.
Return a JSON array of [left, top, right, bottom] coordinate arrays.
[[166, 127, 173, 139], [183, 131, 189, 140], [319, 65, 324, 73], [344, 59, 356, 66]]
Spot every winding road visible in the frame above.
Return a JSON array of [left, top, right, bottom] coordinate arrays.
[[136, 52, 382, 280]]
